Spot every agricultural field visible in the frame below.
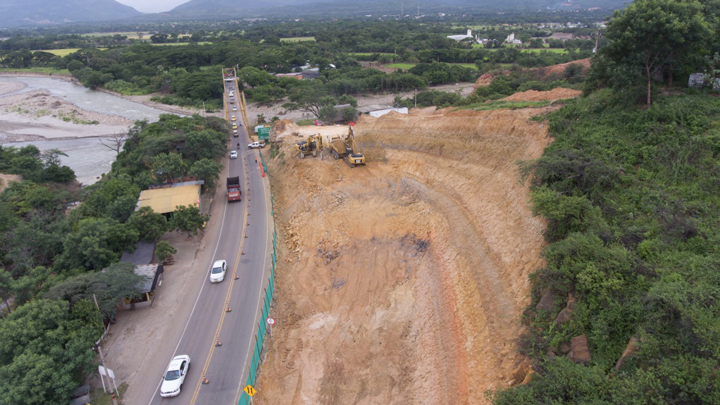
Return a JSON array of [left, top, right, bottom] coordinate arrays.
[[280, 37, 316, 42]]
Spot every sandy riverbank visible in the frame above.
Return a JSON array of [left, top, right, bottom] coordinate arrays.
[[0, 81, 133, 142]]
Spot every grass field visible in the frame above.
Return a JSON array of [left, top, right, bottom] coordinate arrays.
[[35, 48, 108, 56], [385, 63, 416, 69], [37, 48, 80, 56], [0, 67, 70, 74], [280, 37, 316, 42]]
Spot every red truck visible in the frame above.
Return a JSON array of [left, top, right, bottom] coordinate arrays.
[[227, 176, 241, 202]]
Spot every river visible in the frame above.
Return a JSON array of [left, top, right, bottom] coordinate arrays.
[[0, 76, 166, 122], [1, 76, 169, 185]]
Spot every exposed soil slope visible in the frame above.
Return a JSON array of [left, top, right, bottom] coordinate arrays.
[[501, 88, 582, 102], [256, 107, 549, 404]]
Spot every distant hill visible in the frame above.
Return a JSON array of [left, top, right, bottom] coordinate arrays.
[[0, 0, 142, 28], [169, 0, 625, 18]]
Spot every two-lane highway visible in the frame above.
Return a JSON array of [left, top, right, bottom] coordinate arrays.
[[144, 75, 271, 405]]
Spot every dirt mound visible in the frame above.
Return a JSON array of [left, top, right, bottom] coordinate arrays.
[[257, 106, 548, 404], [502, 87, 582, 102], [474, 59, 591, 91], [272, 119, 298, 136], [536, 58, 591, 79], [474, 70, 511, 88]]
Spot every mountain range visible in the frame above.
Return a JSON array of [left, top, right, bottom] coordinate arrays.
[[0, 0, 141, 28], [0, 0, 625, 29]]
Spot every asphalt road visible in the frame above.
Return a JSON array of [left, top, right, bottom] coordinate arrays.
[[142, 79, 270, 405]]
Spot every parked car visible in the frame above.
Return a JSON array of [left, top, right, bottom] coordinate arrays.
[[248, 141, 266, 149], [209, 260, 227, 283], [160, 355, 191, 397], [230, 151, 238, 159]]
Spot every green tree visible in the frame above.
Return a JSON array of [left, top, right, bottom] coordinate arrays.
[[45, 262, 147, 320], [319, 104, 338, 124], [341, 106, 358, 122], [170, 205, 208, 237], [151, 153, 185, 183], [602, 0, 710, 105], [189, 159, 223, 189], [155, 241, 177, 262], [126, 206, 168, 243], [0, 299, 101, 405], [105, 194, 137, 223], [238, 66, 274, 88], [57, 218, 139, 271]]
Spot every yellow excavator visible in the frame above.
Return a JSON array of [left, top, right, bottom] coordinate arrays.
[[296, 134, 323, 158], [329, 126, 365, 167]]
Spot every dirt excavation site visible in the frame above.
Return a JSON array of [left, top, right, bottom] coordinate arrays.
[[254, 101, 555, 404]]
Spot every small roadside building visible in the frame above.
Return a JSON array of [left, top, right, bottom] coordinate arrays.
[[136, 181, 203, 217], [120, 241, 163, 310], [121, 263, 164, 310]]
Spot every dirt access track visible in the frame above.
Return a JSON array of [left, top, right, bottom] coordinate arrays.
[[254, 106, 550, 404]]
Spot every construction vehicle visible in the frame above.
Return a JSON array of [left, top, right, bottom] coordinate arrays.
[[329, 127, 366, 167], [295, 134, 323, 158], [227, 176, 241, 202]]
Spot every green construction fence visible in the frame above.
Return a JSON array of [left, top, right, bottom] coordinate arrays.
[[238, 150, 275, 405]]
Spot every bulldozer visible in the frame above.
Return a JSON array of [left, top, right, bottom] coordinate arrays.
[[329, 126, 366, 167], [296, 134, 323, 158]]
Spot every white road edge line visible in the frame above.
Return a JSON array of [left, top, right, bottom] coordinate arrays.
[[147, 189, 229, 405], [234, 152, 271, 404]]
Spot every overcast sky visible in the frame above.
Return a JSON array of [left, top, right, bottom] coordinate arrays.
[[116, 0, 190, 13]]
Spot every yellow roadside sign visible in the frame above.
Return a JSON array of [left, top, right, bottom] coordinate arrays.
[[244, 385, 257, 396]]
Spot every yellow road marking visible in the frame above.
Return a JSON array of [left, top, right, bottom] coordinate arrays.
[[188, 104, 251, 405]]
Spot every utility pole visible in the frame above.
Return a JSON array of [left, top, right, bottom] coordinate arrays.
[[93, 294, 118, 405], [414, 89, 417, 108]]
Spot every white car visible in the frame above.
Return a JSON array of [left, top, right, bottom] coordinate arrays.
[[232, 106, 238, 111], [229, 91, 234, 97], [248, 141, 266, 149], [209, 260, 227, 283], [160, 355, 190, 397], [230, 150, 238, 159]]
